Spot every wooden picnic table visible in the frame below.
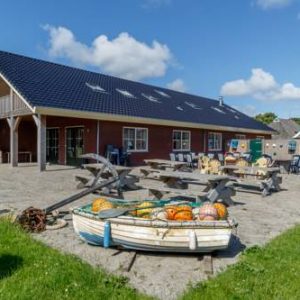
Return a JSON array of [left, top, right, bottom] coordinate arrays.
[[140, 169, 236, 206], [84, 163, 139, 190], [144, 159, 188, 171], [75, 154, 139, 196], [220, 165, 282, 196]]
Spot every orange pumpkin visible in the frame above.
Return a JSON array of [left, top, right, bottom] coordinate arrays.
[[213, 203, 228, 220], [92, 198, 108, 212], [165, 206, 178, 220], [174, 206, 193, 221]]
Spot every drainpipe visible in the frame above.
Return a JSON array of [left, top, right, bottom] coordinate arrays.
[[96, 120, 100, 162]]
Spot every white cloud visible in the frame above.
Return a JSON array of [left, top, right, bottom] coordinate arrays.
[[43, 25, 172, 81], [256, 0, 293, 9], [166, 78, 186, 92], [221, 68, 300, 101]]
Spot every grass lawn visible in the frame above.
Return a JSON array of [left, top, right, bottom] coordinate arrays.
[[0, 219, 151, 300], [181, 225, 300, 300]]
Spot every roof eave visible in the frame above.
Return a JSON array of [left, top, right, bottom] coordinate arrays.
[[34, 106, 274, 135]]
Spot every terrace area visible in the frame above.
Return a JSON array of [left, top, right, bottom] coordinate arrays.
[[0, 163, 299, 299]]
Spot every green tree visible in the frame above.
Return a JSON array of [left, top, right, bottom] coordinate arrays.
[[254, 112, 277, 124], [291, 118, 300, 125]]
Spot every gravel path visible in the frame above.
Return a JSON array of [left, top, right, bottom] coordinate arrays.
[[0, 164, 299, 299]]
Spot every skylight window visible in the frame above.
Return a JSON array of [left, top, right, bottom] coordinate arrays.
[[154, 90, 170, 98], [141, 93, 161, 103], [227, 107, 238, 114], [184, 101, 202, 110], [212, 107, 226, 114], [116, 88, 135, 98], [86, 82, 106, 93], [176, 106, 184, 111]]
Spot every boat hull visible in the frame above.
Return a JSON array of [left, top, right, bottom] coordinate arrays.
[[72, 211, 236, 253]]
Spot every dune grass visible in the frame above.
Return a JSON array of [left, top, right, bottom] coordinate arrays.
[[181, 225, 300, 300], [0, 219, 151, 300]]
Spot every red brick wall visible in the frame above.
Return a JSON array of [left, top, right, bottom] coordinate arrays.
[[0, 116, 271, 165]]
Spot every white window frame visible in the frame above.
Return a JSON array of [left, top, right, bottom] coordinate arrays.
[[123, 127, 148, 152], [172, 130, 191, 151], [236, 134, 246, 140], [208, 132, 222, 151]]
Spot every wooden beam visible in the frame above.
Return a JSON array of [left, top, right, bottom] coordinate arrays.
[[6, 118, 11, 128], [35, 114, 47, 171], [10, 116, 18, 167], [32, 114, 39, 126], [10, 89, 18, 167], [13, 116, 22, 132]]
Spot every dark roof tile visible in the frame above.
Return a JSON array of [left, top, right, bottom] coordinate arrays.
[[0, 50, 272, 132]]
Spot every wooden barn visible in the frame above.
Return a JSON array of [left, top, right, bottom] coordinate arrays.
[[0, 50, 273, 171]]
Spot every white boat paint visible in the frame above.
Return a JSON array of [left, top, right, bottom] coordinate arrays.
[[72, 208, 237, 253]]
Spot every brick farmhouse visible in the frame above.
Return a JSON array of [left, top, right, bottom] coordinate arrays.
[[0, 51, 273, 170]]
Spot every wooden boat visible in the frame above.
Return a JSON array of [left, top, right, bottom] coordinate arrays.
[[72, 204, 237, 253]]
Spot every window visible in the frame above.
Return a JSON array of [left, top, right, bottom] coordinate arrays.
[[141, 93, 161, 103], [236, 134, 246, 139], [116, 89, 135, 98], [185, 101, 202, 110], [208, 132, 222, 151], [256, 136, 265, 140], [172, 130, 191, 151], [123, 127, 148, 152], [154, 90, 170, 98], [212, 107, 226, 114], [85, 82, 106, 93]]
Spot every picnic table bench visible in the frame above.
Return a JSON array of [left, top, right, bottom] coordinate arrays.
[[144, 159, 188, 171], [220, 165, 282, 197], [75, 153, 139, 196], [139, 169, 236, 206]]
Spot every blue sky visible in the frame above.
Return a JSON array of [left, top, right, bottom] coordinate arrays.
[[1, 0, 300, 118]]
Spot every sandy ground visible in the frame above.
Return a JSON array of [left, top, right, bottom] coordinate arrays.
[[0, 163, 300, 299]]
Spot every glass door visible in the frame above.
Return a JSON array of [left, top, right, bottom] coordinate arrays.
[[46, 128, 59, 164], [66, 127, 84, 166]]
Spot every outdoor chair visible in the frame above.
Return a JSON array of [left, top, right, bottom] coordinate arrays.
[[177, 153, 185, 162], [217, 153, 224, 163], [119, 147, 130, 166], [185, 154, 196, 169], [191, 152, 196, 160], [288, 155, 300, 174], [241, 152, 252, 163], [105, 145, 120, 165], [207, 153, 215, 159], [169, 153, 176, 161], [198, 152, 205, 158]]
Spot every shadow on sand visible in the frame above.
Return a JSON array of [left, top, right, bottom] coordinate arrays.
[[0, 254, 23, 280]]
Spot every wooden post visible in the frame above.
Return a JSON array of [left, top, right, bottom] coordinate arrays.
[[9, 90, 18, 167], [10, 116, 18, 167], [33, 114, 47, 171]]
